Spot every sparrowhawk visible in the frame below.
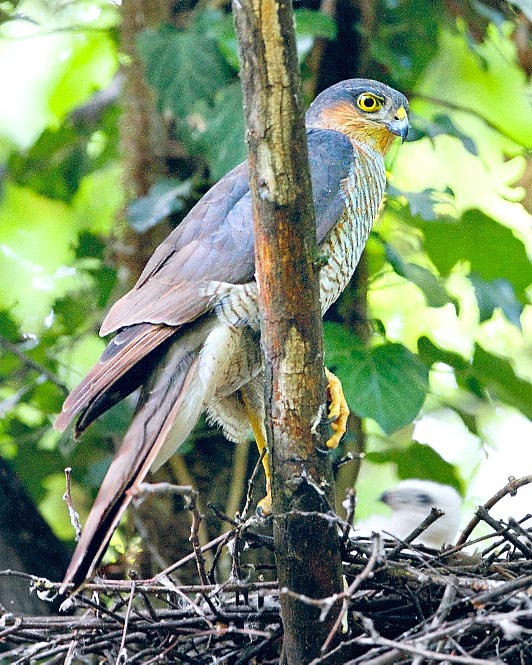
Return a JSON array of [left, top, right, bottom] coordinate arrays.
[[55, 78, 409, 590]]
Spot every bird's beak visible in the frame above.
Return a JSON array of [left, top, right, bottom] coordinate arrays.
[[386, 106, 409, 143], [379, 490, 391, 505]]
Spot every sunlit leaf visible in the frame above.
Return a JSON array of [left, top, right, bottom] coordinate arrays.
[[411, 113, 477, 155], [385, 245, 450, 308], [470, 344, 532, 420], [325, 323, 429, 434], [416, 24, 532, 148], [368, 442, 462, 492], [469, 273, 523, 328], [419, 210, 531, 302], [418, 337, 532, 420]]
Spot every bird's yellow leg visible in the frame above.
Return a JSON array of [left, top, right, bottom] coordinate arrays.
[[325, 368, 349, 449], [241, 394, 272, 516]]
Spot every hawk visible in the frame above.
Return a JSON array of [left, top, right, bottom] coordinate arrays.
[[56, 78, 409, 589]]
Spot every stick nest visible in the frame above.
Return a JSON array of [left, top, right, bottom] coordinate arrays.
[[2, 476, 532, 664]]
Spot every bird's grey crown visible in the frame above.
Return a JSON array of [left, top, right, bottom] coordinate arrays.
[[305, 78, 408, 127]]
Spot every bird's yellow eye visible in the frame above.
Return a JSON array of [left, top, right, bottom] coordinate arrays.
[[356, 93, 383, 113]]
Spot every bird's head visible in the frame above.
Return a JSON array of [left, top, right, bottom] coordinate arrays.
[[306, 79, 409, 156], [380, 479, 462, 518]]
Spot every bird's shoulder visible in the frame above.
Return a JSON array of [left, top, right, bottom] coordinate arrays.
[[101, 129, 356, 334]]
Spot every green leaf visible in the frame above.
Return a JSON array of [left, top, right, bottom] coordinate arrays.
[[388, 186, 449, 222], [418, 337, 532, 421], [325, 323, 429, 434], [417, 336, 469, 372], [9, 125, 91, 202], [136, 24, 232, 118], [469, 273, 523, 328], [294, 9, 337, 60], [411, 113, 477, 156], [417, 24, 532, 148], [470, 345, 532, 420], [419, 210, 531, 302], [127, 179, 190, 233], [385, 244, 450, 308], [367, 442, 463, 493], [186, 82, 246, 179]]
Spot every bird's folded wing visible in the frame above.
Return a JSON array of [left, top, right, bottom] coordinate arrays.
[[100, 129, 355, 336]]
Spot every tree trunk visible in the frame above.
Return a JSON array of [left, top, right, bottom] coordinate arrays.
[[233, 2, 343, 662]]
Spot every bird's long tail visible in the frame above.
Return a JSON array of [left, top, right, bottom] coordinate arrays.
[[60, 322, 219, 592]]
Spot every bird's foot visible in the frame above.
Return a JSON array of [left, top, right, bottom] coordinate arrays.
[[325, 368, 349, 449], [256, 491, 272, 517]]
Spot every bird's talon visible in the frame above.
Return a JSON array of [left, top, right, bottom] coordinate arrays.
[[325, 368, 349, 449], [256, 492, 272, 517]]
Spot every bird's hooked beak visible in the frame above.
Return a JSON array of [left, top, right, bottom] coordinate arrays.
[[386, 106, 409, 143]]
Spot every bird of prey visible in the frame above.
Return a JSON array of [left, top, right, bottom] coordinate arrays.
[[355, 479, 463, 548], [55, 78, 409, 590]]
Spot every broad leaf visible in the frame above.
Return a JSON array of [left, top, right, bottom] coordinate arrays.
[[136, 24, 232, 118], [418, 210, 531, 302], [325, 323, 429, 434], [368, 442, 462, 492], [470, 345, 532, 420], [186, 83, 246, 179], [385, 244, 449, 308], [418, 337, 532, 421], [411, 113, 477, 156], [469, 273, 523, 328], [127, 179, 190, 232]]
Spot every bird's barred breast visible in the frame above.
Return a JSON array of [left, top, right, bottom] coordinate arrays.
[[206, 144, 386, 328], [319, 144, 386, 313]]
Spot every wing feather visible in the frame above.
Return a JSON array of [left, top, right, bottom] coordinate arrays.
[[101, 129, 354, 336]]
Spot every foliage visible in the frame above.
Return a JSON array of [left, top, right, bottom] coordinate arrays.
[[0, 0, 530, 554]]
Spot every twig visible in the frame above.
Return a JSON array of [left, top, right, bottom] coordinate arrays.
[[475, 506, 532, 559], [320, 533, 381, 653], [63, 467, 82, 540], [357, 617, 502, 665], [340, 488, 357, 546], [116, 582, 135, 664], [457, 474, 532, 545], [387, 507, 444, 559], [0, 335, 68, 393]]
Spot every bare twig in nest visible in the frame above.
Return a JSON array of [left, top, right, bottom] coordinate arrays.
[[7, 478, 532, 664], [474, 505, 532, 559], [386, 507, 444, 559], [457, 474, 532, 545], [320, 532, 381, 653]]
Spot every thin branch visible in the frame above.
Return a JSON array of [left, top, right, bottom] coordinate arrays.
[[457, 474, 532, 545], [0, 335, 68, 393]]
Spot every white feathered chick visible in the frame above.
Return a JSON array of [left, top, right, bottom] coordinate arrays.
[[355, 479, 462, 548]]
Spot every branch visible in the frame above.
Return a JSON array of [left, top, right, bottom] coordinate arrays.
[[232, 0, 343, 660]]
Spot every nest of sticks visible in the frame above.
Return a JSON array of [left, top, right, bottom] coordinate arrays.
[[2, 475, 532, 664]]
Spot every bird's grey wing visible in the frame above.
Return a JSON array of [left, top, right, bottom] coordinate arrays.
[[56, 129, 354, 433], [101, 161, 255, 334], [306, 128, 354, 244], [101, 129, 353, 335]]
